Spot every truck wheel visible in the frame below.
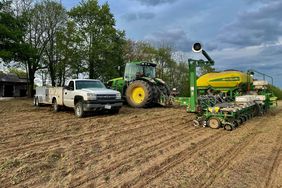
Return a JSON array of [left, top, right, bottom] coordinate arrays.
[[34, 97, 41, 107], [33, 97, 39, 106], [53, 99, 59, 112], [75, 101, 84, 118], [126, 80, 153, 108]]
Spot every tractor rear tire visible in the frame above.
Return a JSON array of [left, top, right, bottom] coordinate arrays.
[[126, 80, 153, 108]]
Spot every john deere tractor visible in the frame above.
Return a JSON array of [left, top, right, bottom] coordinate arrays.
[[107, 61, 172, 108]]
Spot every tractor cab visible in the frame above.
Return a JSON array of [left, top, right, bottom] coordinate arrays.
[[124, 62, 156, 81]]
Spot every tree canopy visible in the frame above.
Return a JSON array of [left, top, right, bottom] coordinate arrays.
[[0, 0, 197, 97]]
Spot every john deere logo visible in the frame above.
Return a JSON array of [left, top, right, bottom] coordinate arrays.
[[210, 77, 240, 82]]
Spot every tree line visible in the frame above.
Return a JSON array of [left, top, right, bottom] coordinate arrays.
[[0, 0, 191, 97]]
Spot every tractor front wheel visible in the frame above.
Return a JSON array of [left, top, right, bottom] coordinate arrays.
[[126, 80, 153, 108]]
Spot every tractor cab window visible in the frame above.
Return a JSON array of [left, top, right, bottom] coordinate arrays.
[[124, 63, 156, 81], [143, 66, 156, 78], [124, 63, 142, 81]]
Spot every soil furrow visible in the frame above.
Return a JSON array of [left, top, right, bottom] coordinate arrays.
[[264, 134, 282, 188], [69, 125, 207, 187], [113, 131, 223, 188], [0, 114, 188, 157], [200, 133, 258, 187]]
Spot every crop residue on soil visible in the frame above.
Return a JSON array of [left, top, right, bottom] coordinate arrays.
[[0, 99, 281, 187]]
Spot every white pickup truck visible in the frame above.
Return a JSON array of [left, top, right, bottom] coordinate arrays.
[[34, 79, 123, 117]]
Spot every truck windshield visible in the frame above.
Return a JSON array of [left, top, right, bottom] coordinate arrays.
[[76, 80, 106, 89]]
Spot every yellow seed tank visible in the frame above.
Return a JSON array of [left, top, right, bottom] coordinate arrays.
[[197, 71, 253, 89]]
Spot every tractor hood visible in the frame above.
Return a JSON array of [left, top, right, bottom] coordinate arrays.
[[139, 77, 166, 85], [154, 78, 166, 84]]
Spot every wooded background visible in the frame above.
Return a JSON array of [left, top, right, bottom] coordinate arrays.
[[1, 0, 282, 98]]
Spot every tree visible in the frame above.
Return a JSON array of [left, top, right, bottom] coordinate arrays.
[[123, 40, 156, 62], [8, 67, 27, 78], [0, 1, 34, 63], [56, 21, 85, 85], [42, 0, 66, 86], [69, 0, 126, 81], [13, 0, 66, 95], [155, 46, 172, 79], [0, 1, 36, 97], [199, 64, 215, 76]]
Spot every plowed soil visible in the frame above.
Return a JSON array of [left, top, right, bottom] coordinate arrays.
[[0, 99, 281, 188]]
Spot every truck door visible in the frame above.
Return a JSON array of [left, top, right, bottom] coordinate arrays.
[[64, 81, 75, 107]]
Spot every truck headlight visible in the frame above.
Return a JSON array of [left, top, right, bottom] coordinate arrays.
[[87, 93, 96, 100], [116, 93, 121, 99]]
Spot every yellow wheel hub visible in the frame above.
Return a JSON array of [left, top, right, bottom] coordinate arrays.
[[209, 118, 221, 129], [131, 86, 145, 104]]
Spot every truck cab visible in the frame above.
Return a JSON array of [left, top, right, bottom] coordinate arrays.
[[34, 79, 123, 117]]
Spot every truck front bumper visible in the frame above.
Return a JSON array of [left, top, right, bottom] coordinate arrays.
[[83, 99, 123, 111]]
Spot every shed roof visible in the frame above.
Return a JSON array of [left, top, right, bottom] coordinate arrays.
[[0, 73, 28, 83]]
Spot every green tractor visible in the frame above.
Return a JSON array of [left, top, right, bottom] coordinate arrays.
[[107, 61, 172, 108]]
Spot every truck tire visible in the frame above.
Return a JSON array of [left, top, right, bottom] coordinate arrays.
[[52, 99, 60, 112], [33, 97, 39, 107], [126, 80, 153, 108], [74, 101, 85, 118]]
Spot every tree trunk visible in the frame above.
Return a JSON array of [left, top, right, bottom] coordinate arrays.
[[27, 62, 35, 98], [49, 61, 56, 86], [89, 59, 94, 79], [48, 34, 56, 86]]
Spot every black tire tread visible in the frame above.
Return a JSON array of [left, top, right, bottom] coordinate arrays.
[[126, 80, 153, 108]]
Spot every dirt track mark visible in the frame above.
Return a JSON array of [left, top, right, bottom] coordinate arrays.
[[112, 131, 223, 188], [69, 125, 211, 187], [0, 113, 189, 159], [9, 120, 191, 167], [1, 110, 178, 142], [199, 132, 258, 187], [264, 133, 282, 188], [12, 121, 196, 187], [1, 109, 174, 134]]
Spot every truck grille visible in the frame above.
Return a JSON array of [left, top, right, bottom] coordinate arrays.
[[96, 94, 116, 100]]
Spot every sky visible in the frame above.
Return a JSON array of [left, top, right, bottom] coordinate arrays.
[[53, 0, 282, 87]]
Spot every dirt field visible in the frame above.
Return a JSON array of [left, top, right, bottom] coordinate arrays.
[[0, 99, 281, 188]]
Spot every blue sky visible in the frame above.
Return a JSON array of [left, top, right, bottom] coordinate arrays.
[[62, 0, 282, 87]]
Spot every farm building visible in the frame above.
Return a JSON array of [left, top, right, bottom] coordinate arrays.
[[0, 73, 28, 97]]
